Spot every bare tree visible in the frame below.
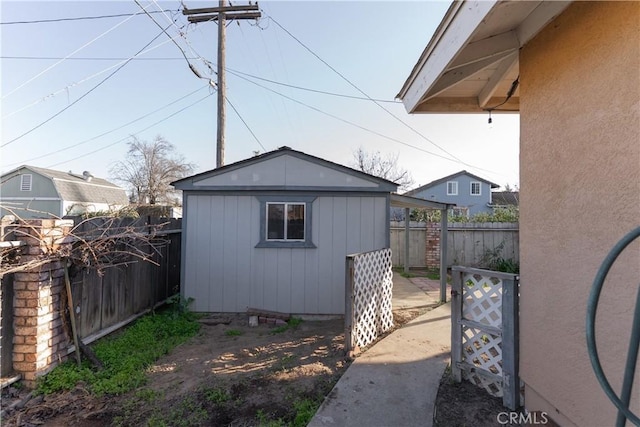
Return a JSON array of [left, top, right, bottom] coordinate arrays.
[[352, 147, 414, 191], [110, 136, 195, 205]]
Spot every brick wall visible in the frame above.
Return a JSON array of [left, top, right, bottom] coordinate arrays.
[[425, 222, 440, 269], [11, 220, 73, 387]]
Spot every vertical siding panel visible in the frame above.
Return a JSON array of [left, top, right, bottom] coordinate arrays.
[[209, 196, 225, 312], [251, 198, 265, 309], [277, 249, 292, 313], [331, 197, 347, 313], [191, 196, 210, 311], [263, 250, 278, 311], [345, 197, 361, 254], [304, 199, 320, 313], [222, 196, 238, 311], [236, 196, 252, 312], [373, 197, 386, 249], [317, 197, 334, 313], [290, 250, 305, 313], [359, 197, 375, 251]]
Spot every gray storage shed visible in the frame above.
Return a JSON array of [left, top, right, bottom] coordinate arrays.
[[172, 147, 399, 315]]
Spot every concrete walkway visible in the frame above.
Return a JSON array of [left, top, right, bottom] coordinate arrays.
[[308, 274, 452, 427]]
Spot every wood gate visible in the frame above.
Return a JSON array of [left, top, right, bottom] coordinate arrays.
[[450, 265, 520, 410]]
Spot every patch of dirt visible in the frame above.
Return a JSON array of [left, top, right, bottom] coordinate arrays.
[[434, 372, 512, 427], [2, 306, 504, 426]]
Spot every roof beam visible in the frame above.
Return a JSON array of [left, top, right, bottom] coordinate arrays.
[[400, 0, 499, 113], [478, 51, 519, 108], [412, 96, 519, 113], [449, 31, 519, 70], [516, 1, 572, 45], [425, 50, 515, 100]]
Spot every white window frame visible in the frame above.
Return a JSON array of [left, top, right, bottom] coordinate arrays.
[[470, 181, 481, 196], [446, 181, 458, 196], [266, 202, 305, 242], [20, 174, 32, 191], [256, 195, 316, 249]]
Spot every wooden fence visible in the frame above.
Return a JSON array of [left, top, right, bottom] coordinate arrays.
[[0, 217, 181, 384], [390, 221, 519, 269], [69, 230, 181, 340]]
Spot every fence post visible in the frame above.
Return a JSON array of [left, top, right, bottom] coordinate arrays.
[[344, 256, 356, 357], [440, 210, 449, 302], [451, 267, 463, 383], [501, 275, 520, 410]]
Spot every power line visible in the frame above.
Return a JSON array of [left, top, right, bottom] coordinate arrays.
[[2, 55, 396, 102], [0, 56, 196, 60], [134, 0, 214, 84], [267, 14, 472, 166], [46, 93, 213, 169], [2, 36, 183, 119], [227, 68, 399, 103], [4, 86, 209, 168], [226, 69, 457, 163], [225, 96, 267, 152], [1, 26, 170, 148], [2, 4, 153, 99], [0, 9, 179, 25]]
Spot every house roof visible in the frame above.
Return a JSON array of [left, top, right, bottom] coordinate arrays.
[[2, 165, 128, 205], [490, 191, 519, 206], [404, 170, 499, 196], [172, 146, 400, 192], [397, 0, 572, 113]]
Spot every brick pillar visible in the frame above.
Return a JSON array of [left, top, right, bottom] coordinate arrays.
[[425, 222, 441, 270], [12, 220, 72, 387]]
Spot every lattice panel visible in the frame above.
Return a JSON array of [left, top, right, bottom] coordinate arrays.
[[352, 248, 394, 349], [462, 273, 503, 327], [462, 326, 503, 396]]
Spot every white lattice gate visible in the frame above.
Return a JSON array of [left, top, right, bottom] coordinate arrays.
[[345, 248, 394, 355], [451, 266, 520, 410]]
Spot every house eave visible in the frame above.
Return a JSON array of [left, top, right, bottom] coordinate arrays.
[[398, 0, 573, 114]]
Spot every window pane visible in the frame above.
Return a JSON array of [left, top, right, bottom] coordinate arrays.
[[286, 204, 305, 240], [267, 204, 285, 239]]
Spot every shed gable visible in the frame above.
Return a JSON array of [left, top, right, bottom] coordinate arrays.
[[174, 148, 398, 192], [194, 154, 378, 189]]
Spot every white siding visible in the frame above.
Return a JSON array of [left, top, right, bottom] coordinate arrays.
[[182, 194, 388, 314]]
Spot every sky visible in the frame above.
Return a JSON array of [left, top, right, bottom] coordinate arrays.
[[0, 0, 520, 191]]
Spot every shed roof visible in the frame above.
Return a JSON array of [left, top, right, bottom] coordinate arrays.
[[172, 147, 400, 192], [404, 170, 499, 196], [490, 191, 519, 206], [397, 0, 572, 113], [2, 165, 128, 205]]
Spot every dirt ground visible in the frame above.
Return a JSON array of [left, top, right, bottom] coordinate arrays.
[[2, 306, 506, 426]]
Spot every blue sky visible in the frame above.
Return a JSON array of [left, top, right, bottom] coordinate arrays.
[[1, 1, 520, 190]]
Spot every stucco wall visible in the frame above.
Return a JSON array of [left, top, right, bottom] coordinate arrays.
[[519, 2, 640, 426]]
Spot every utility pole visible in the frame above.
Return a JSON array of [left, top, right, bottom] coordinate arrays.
[[183, 2, 261, 168]]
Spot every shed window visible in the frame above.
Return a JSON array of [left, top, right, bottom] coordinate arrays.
[[470, 182, 481, 196], [256, 196, 316, 248], [447, 181, 458, 195], [20, 174, 32, 191], [267, 203, 305, 241]]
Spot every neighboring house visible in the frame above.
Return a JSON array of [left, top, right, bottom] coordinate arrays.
[[397, 1, 638, 426], [171, 147, 398, 315], [0, 165, 128, 219], [404, 170, 499, 217]]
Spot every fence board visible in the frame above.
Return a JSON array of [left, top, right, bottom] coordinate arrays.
[[391, 222, 519, 268]]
